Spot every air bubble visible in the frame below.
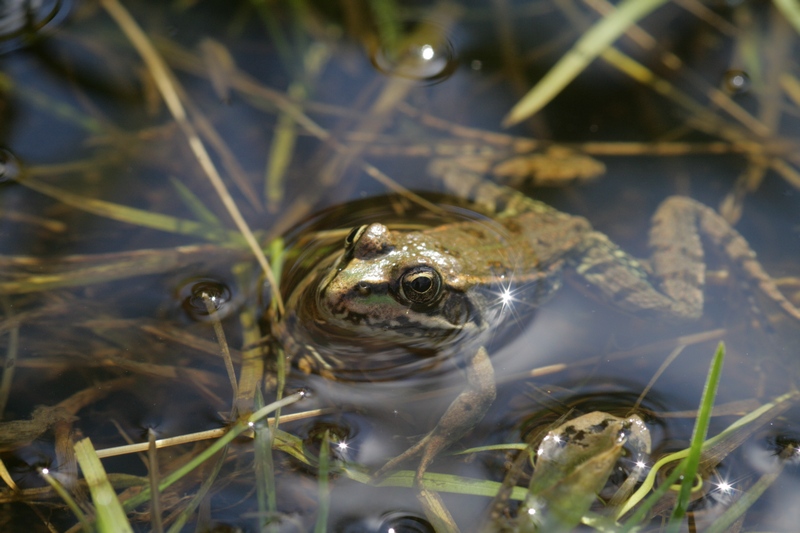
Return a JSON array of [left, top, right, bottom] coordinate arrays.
[[378, 513, 434, 533], [337, 512, 433, 533], [371, 32, 457, 82], [179, 278, 234, 322], [722, 69, 750, 95]]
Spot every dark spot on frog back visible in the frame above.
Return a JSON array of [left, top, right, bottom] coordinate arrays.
[[463, 226, 488, 241], [503, 219, 523, 234]]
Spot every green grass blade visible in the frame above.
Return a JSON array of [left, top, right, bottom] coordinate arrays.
[[372, 469, 528, 500], [40, 467, 93, 532], [165, 447, 229, 533], [0, 245, 241, 294], [265, 86, 302, 209], [313, 431, 331, 533], [122, 392, 304, 511], [667, 342, 726, 530], [616, 390, 798, 519], [618, 457, 686, 531], [74, 438, 134, 533], [21, 175, 242, 244], [253, 389, 278, 531], [503, 0, 670, 126], [773, 0, 800, 35], [170, 176, 226, 228]]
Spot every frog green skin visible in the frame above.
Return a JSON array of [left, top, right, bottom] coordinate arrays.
[[278, 160, 800, 484]]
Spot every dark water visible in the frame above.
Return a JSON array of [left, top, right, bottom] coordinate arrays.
[[1, 0, 799, 531]]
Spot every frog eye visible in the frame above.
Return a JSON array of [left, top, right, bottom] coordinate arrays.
[[398, 266, 442, 306]]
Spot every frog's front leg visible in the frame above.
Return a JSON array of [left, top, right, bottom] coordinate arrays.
[[376, 346, 496, 484], [575, 196, 800, 322]]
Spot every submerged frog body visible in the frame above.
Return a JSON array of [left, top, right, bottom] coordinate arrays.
[[278, 161, 800, 483]]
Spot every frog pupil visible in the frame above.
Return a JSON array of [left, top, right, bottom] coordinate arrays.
[[410, 276, 432, 293]]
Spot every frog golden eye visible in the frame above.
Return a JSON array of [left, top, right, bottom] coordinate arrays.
[[399, 266, 442, 306]]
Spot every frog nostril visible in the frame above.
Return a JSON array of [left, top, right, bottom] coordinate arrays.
[[357, 282, 371, 296]]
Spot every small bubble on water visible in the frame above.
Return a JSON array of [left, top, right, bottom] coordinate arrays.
[[0, 148, 21, 182], [371, 31, 457, 83], [722, 69, 750, 95], [379, 513, 434, 533], [0, 0, 73, 54], [337, 512, 434, 533], [179, 278, 233, 322]]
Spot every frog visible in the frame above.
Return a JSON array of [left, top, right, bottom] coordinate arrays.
[[518, 412, 650, 532], [275, 158, 800, 485]]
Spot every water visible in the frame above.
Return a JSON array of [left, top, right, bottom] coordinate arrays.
[[0, 0, 799, 531]]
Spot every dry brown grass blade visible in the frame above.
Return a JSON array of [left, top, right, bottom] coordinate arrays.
[[94, 408, 330, 459], [0, 245, 246, 295], [99, 0, 284, 316]]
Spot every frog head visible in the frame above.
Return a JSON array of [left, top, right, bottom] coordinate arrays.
[[315, 223, 483, 343]]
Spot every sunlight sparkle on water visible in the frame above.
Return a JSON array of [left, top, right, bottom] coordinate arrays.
[[709, 472, 740, 499], [489, 277, 524, 317], [715, 480, 734, 494], [500, 287, 514, 308]]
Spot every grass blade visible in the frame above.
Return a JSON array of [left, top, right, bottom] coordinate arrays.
[[503, 0, 670, 126], [313, 430, 330, 533], [74, 438, 134, 533], [667, 342, 726, 530]]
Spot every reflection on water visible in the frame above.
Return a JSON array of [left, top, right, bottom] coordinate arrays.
[[0, 147, 20, 181], [0, 0, 71, 53], [178, 276, 237, 322], [0, 0, 798, 531], [370, 29, 457, 82], [336, 511, 434, 533]]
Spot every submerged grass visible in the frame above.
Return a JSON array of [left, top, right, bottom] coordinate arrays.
[[253, 389, 279, 532], [99, 0, 285, 316], [2, 0, 800, 531], [314, 430, 331, 533]]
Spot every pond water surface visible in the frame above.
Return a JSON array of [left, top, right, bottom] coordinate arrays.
[[0, 0, 799, 532]]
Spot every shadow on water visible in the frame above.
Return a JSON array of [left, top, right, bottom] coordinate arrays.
[[0, 0, 799, 531]]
